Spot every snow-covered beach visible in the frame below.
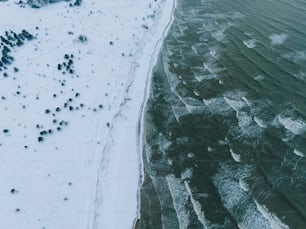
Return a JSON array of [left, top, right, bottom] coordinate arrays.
[[0, 0, 174, 228]]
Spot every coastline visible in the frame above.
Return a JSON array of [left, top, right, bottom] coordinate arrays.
[[134, 0, 177, 227], [90, 0, 176, 228]]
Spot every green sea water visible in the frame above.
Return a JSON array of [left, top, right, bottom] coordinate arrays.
[[138, 0, 306, 228]]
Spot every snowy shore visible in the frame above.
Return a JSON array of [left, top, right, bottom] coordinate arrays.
[[0, 0, 174, 228]]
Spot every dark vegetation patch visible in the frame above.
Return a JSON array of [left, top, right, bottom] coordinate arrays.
[[0, 30, 34, 74], [57, 54, 75, 75], [77, 35, 87, 43], [24, 0, 82, 8]]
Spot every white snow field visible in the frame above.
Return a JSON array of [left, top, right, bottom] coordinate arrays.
[[0, 0, 174, 228]]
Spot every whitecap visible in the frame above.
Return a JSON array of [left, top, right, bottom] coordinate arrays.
[[255, 75, 265, 81], [209, 49, 217, 58], [278, 116, 306, 135], [223, 96, 246, 112], [254, 116, 268, 128], [194, 74, 215, 82], [269, 34, 289, 46], [239, 178, 249, 192], [293, 71, 306, 80], [283, 51, 306, 62], [243, 39, 256, 48], [293, 149, 304, 157], [230, 148, 241, 162], [237, 111, 253, 128], [166, 175, 191, 228], [241, 96, 252, 107], [213, 165, 271, 229], [255, 201, 290, 229]]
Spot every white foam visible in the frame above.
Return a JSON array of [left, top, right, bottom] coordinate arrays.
[[269, 34, 289, 46], [239, 178, 249, 192], [243, 39, 256, 48], [193, 90, 200, 97], [218, 79, 224, 84], [181, 168, 193, 180], [242, 96, 252, 107], [294, 71, 306, 80], [184, 181, 208, 228], [293, 149, 304, 157], [230, 148, 241, 162], [209, 48, 218, 58], [187, 152, 194, 158], [255, 75, 265, 81], [278, 116, 306, 135], [223, 96, 246, 112], [255, 201, 290, 229], [203, 97, 218, 105], [213, 165, 271, 229], [194, 73, 215, 82], [166, 175, 190, 229], [203, 62, 223, 75], [283, 51, 306, 62], [254, 116, 268, 128]]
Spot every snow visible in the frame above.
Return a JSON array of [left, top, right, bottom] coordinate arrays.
[[0, 0, 175, 228]]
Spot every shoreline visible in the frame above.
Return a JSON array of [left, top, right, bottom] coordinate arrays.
[[89, 0, 177, 228], [134, 0, 177, 227]]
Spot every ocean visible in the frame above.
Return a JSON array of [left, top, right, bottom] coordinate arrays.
[[137, 0, 306, 228]]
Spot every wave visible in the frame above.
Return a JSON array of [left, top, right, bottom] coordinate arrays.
[[243, 39, 256, 48], [269, 34, 289, 45], [255, 202, 290, 229], [278, 115, 306, 135], [283, 50, 306, 62], [230, 148, 241, 162], [213, 165, 271, 229], [254, 116, 268, 128], [293, 148, 304, 157]]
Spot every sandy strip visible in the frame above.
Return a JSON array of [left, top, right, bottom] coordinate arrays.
[[0, 0, 174, 228], [90, 1, 176, 228]]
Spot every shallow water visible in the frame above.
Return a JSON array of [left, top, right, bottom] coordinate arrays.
[[138, 0, 306, 228]]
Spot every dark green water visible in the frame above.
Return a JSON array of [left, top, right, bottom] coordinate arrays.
[[138, 0, 306, 228]]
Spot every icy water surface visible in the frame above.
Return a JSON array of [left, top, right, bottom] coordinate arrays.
[[138, 0, 306, 228]]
